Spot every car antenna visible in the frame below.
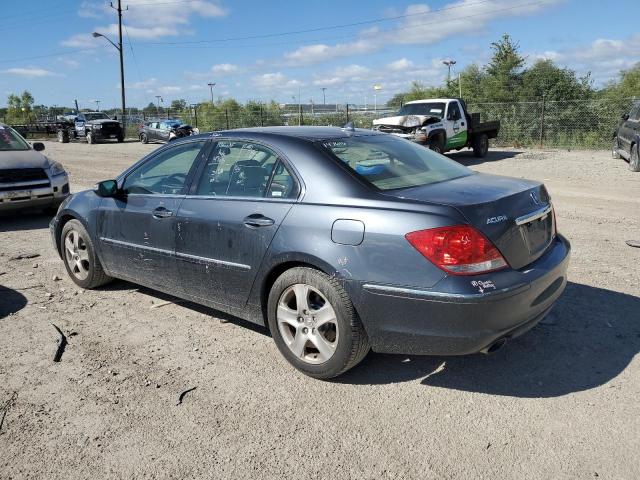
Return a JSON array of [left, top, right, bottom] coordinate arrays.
[[342, 121, 355, 132]]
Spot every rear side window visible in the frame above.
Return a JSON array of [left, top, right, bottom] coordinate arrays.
[[322, 135, 471, 191], [194, 141, 297, 198]]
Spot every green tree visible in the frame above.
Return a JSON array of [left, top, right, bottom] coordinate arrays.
[[484, 33, 525, 102]]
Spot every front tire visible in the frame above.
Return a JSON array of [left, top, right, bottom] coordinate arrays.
[[427, 137, 444, 154], [630, 144, 640, 172], [140, 133, 148, 144], [473, 133, 489, 158], [267, 267, 370, 379], [61, 219, 112, 289], [86, 131, 94, 144], [612, 135, 621, 159]]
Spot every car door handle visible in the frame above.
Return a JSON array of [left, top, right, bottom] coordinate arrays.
[[243, 214, 275, 228], [152, 207, 173, 219]]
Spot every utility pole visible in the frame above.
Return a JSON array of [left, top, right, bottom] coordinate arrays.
[[207, 82, 216, 104], [442, 59, 456, 83], [93, 99, 101, 111], [321, 87, 327, 106], [155, 95, 163, 115]]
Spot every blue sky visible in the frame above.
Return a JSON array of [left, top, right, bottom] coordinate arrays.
[[1, 0, 638, 109]]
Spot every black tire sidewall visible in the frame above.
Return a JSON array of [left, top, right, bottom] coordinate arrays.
[[427, 138, 443, 154], [141, 133, 148, 144], [631, 145, 640, 172], [267, 267, 361, 379], [60, 219, 103, 289], [86, 132, 93, 144]]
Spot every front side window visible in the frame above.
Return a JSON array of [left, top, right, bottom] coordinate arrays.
[[195, 141, 289, 198], [123, 141, 205, 195], [448, 102, 461, 120], [0, 126, 30, 151], [322, 135, 471, 191], [630, 104, 640, 121]]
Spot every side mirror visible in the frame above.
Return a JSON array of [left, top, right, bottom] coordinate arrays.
[[32, 142, 45, 152], [621, 113, 629, 121], [94, 179, 119, 197]]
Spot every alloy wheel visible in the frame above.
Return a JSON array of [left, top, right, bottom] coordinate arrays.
[[276, 283, 339, 364], [64, 230, 91, 281]]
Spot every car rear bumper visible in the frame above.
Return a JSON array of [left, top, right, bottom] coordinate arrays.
[[352, 234, 571, 355], [0, 174, 70, 211]]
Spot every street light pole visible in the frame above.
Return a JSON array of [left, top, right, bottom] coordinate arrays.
[[321, 87, 327, 106], [155, 96, 163, 115], [207, 82, 216, 104], [92, 0, 126, 135], [442, 59, 457, 84]]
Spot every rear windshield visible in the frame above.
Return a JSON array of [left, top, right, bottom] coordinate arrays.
[[0, 126, 30, 151], [321, 135, 471, 191]]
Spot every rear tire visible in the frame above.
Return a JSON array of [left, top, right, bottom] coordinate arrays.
[[630, 144, 640, 172], [60, 219, 112, 289], [267, 267, 370, 379], [117, 134, 124, 143], [612, 135, 621, 159], [473, 133, 489, 158], [57, 130, 69, 143]]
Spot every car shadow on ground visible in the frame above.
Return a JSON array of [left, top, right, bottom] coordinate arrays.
[[102, 279, 270, 337], [0, 211, 53, 233], [448, 149, 522, 167], [0, 286, 28, 319], [338, 282, 640, 397]]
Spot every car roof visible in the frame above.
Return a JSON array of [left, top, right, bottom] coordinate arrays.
[[404, 99, 452, 105], [208, 126, 382, 141]]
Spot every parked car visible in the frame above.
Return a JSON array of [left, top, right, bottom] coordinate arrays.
[[75, 112, 124, 144], [50, 127, 570, 379], [0, 124, 69, 212], [613, 101, 640, 171], [139, 119, 197, 144], [373, 98, 500, 157]]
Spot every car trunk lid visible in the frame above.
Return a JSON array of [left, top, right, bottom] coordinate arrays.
[[386, 173, 555, 270]]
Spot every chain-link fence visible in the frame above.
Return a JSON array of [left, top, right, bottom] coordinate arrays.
[[467, 97, 636, 149], [6, 97, 635, 150]]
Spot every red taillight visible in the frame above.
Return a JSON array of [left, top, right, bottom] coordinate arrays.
[[405, 225, 508, 275]]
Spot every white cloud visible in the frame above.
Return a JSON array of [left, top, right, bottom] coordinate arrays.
[[157, 85, 183, 95], [530, 33, 640, 84], [62, 1, 228, 45], [128, 78, 158, 89], [283, 0, 562, 66], [211, 63, 240, 74], [387, 58, 414, 71], [4, 67, 57, 78]]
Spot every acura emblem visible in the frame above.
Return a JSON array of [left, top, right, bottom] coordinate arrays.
[[530, 192, 541, 206]]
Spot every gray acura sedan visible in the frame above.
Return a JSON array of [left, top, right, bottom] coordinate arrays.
[[50, 127, 570, 379]]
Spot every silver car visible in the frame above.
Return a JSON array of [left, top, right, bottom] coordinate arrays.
[[0, 124, 69, 212]]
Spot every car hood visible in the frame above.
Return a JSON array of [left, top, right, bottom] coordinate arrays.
[[372, 115, 437, 127], [0, 149, 50, 169]]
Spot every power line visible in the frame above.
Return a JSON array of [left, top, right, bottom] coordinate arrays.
[[0, 47, 111, 65], [123, 21, 144, 84]]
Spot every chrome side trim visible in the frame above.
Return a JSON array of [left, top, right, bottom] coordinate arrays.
[[515, 204, 552, 226], [362, 283, 529, 303], [99, 237, 251, 270], [175, 251, 251, 270]]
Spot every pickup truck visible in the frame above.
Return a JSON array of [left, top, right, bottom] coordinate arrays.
[[372, 98, 500, 158], [76, 111, 124, 144]]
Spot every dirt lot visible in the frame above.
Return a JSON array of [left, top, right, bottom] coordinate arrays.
[[1, 140, 639, 479]]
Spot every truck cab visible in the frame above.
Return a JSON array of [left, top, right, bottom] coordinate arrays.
[[373, 98, 500, 158]]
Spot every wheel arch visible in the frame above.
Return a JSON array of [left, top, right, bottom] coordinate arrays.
[[426, 128, 446, 145], [255, 254, 338, 329], [53, 211, 93, 259]]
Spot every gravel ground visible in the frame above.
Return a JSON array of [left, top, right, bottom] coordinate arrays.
[[1, 140, 639, 479]]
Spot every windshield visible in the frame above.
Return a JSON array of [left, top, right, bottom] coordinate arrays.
[[84, 112, 110, 121], [397, 102, 446, 118], [0, 126, 30, 151], [321, 134, 471, 191]]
